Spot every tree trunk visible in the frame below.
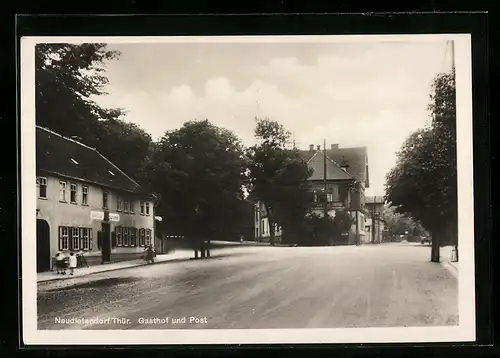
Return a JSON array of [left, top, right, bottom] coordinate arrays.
[[431, 229, 440, 262], [206, 239, 211, 257]]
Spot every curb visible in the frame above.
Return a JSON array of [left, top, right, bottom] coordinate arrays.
[[37, 256, 189, 284]]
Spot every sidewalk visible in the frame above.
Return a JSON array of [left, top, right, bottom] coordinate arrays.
[[440, 245, 459, 278], [37, 250, 192, 283]]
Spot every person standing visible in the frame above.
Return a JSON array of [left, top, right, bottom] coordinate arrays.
[[68, 252, 77, 276]]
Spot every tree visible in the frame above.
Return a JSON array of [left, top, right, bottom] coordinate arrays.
[[381, 206, 428, 240], [144, 120, 248, 259], [385, 69, 457, 262], [36, 43, 123, 136], [247, 118, 313, 245], [36, 43, 152, 180], [332, 209, 354, 244], [90, 119, 152, 181]]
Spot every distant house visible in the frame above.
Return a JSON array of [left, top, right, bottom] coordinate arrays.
[[254, 202, 282, 243], [365, 196, 386, 244], [36, 126, 155, 272], [253, 143, 370, 245]]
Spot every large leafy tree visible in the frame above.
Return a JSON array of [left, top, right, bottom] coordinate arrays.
[[143, 120, 248, 259], [247, 118, 313, 245], [385, 69, 457, 262], [35, 43, 151, 180]]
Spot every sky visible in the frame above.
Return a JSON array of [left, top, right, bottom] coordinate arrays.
[[92, 38, 454, 197]]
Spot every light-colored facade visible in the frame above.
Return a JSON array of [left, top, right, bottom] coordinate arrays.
[[365, 196, 385, 244], [36, 126, 155, 272], [36, 176, 155, 263], [254, 202, 282, 243]]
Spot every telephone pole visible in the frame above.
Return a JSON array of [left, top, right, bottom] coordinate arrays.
[[323, 139, 328, 218]]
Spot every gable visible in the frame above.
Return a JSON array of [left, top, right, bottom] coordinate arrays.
[[326, 147, 369, 186], [307, 151, 353, 181]]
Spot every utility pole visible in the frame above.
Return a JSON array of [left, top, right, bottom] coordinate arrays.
[[323, 139, 328, 218]]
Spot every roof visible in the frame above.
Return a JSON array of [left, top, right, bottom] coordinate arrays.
[[36, 126, 142, 193], [306, 150, 353, 181], [365, 196, 385, 204], [298, 146, 369, 186]]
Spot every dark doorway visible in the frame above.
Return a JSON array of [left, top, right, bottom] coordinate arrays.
[[36, 219, 51, 272], [101, 222, 111, 263]]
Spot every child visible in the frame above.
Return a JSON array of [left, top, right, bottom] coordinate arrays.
[[55, 252, 66, 274], [68, 252, 77, 276]]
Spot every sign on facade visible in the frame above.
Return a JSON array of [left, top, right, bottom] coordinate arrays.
[[109, 213, 120, 222], [90, 211, 104, 221]]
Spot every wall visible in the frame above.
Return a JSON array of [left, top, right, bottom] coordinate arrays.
[[36, 175, 154, 269]]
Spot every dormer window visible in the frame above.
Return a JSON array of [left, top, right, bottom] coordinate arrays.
[[70, 158, 79, 165]]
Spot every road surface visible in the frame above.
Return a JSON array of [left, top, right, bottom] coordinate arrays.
[[37, 243, 458, 330]]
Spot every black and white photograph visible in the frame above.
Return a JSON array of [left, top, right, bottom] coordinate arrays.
[[21, 34, 475, 345]]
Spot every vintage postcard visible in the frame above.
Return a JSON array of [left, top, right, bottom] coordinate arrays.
[[21, 34, 475, 345]]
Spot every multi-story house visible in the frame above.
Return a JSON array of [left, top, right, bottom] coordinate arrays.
[[365, 196, 386, 244], [253, 143, 370, 245], [35, 126, 155, 272]]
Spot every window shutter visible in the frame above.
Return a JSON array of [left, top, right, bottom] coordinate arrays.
[[97, 231, 102, 249], [89, 229, 93, 250], [58, 226, 63, 251], [111, 231, 117, 248]]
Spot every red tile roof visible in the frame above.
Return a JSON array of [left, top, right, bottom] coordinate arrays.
[[36, 126, 142, 193]]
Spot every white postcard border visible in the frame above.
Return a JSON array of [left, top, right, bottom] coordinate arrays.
[[21, 34, 475, 345]]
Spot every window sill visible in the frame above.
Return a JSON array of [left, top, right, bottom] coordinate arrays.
[[38, 197, 48, 200], [82, 203, 89, 206], [59, 200, 67, 203], [70, 201, 78, 205]]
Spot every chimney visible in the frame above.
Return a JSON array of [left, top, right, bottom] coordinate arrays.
[[317, 145, 321, 151], [309, 144, 314, 151], [331, 144, 339, 150]]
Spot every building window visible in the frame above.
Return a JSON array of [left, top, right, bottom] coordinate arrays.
[[145, 229, 152, 246], [58, 226, 69, 251], [37, 177, 47, 198], [59, 181, 67, 202], [130, 201, 135, 214], [123, 227, 129, 246], [116, 227, 123, 247], [70, 183, 77, 203], [140, 201, 145, 215], [82, 186, 88, 205], [123, 199, 130, 213], [130, 228, 137, 246], [103, 190, 108, 209], [80, 228, 91, 250], [117, 197, 123, 212], [139, 228, 145, 246], [71, 227, 79, 250], [145, 202, 150, 215]]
